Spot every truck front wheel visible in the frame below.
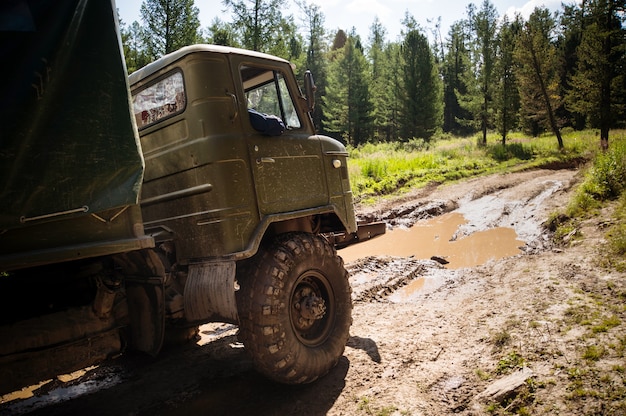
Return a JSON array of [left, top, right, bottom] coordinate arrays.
[[236, 232, 352, 384]]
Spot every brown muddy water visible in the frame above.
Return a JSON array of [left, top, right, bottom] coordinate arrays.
[[340, 212, 525, 269]]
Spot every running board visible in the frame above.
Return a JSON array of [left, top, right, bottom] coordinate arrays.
[[328, 221, 387, 249]]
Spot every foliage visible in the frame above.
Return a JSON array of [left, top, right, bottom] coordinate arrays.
[[464, 0, 499, 145], [222, 0, 289, 54], [494, 15, 521, 145], [564, 0, 626, 147], [323, 33, 372, 146], [139, 0, 202, 60], [549, 131, 626, 272], [604, 191, 626, 271], [205, 17, 239, 47], [401, 28, 443, 141], [442, 22, 473, 136], [368, 19, 399, 142], [567, 135, 626, 217], [120, 20, 151, 73], [495, 351, 526, 375], [348, 130, 599, 202], [609, 196, 626, 253], [356, 396, 399, 416], [298, 1, 328, 133], [120, 0, 626, 150], [514, 7, 564, 148]]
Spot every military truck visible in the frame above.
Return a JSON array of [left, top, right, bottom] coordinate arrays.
[[0, 0, 383, 395]]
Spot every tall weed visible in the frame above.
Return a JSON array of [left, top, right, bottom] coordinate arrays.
[[488, 143, 534, 161], [606, 193, 626, 271], [348, 130, 603, 201], [568, 138, 626, 217]]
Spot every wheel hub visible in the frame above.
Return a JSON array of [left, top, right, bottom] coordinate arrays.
[[293, 287, 326, 330]]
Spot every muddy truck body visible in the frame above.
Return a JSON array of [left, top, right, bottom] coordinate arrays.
[[0, 0, 383, 395]]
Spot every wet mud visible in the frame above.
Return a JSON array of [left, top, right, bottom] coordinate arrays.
[[0, 168, 582, 416], [341, 212, 524, 269]]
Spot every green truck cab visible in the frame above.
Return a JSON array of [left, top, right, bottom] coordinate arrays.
[[129, 44, 357, 263], [0, 0, 382, 396]]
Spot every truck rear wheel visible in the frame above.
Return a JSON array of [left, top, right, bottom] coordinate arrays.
[[236, 232, 352, 384]]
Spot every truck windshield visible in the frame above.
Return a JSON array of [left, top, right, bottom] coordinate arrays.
[[241, 66, 301, 130]]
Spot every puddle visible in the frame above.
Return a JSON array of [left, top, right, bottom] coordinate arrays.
[[340, 212, 525, 269], [389, 277, 427, 302], [197, 323, 238, 345], [0, 368, 122, 415], [342, 211, 524, 302]]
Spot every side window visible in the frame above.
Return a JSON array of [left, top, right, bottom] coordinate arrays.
[[241, 66, 301, 130], [132, 71, 186, 129]]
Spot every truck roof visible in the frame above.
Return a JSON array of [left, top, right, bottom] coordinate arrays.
[[128, 44, 290, 86]]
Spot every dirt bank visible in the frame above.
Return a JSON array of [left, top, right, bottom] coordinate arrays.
[[4, 167, 625, 416]]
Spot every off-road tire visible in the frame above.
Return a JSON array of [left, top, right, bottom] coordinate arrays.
[[236, 232, 352, 384]]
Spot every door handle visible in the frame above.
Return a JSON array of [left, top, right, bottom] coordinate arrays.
[[257, 157, 275, 164], [226, 91, 238, 121]]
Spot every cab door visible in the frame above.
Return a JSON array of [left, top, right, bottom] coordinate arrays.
[[232, 60, 329, 215]]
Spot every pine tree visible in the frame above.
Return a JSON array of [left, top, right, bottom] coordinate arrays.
[[206, 17, 239, 47], [368, 18, 392, 142], [401, 29, 443, 142], [267, 16, 301, 59], [140, 0, 202, 60], [298, 1, 328, 133], [332, 30, 348, 51], [442, 21, 473, 135], [494, 16, 521, 145], [468, 0, 499, 145], [558, 4, 587, 129], [323, 32, 372, 145], [222, 0, 286, 53], [345, 33, 373, 145], [385, 43, 405, 142], [515, 7, 564, 148], [323, 45, 349, 143], [565, 0, 626, 149], [120, 20, 151, 73]]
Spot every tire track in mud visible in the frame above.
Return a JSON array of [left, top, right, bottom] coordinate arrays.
[[346, 169, 578, 305], [357, 200, 454, 229], [346, 256, 444, 303]]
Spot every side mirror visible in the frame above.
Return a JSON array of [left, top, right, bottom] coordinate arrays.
[[304, 70, 316, 112]]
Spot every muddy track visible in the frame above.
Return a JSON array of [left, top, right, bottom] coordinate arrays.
[[6, 167, 615, 416], [347, 257, 442, 302]]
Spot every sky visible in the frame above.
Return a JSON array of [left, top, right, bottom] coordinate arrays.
[[116, 0, 565, 43]]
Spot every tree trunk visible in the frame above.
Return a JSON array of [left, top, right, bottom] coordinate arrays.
[[528, 38, 563, 149], [599, 1, 614, 151], [482, 96, 488, 146]]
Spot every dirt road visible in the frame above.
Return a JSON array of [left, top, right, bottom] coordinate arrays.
[[4, 166, 625, 415]]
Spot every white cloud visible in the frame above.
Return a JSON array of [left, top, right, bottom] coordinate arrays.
[[503, 0, 562, 21]]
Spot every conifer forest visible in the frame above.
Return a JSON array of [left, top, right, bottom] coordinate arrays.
[[121, 0, 626, 149]]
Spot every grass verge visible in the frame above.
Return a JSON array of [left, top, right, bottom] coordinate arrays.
[[348, 130, 602, 203], [547, 132, 626, 415]]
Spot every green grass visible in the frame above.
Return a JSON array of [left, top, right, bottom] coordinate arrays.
[[356, 396, 400, 416], [605, 193, 626, 271], [496, 351, 527, 375], [348, 130, 602, 203], [547, 132, 626, 270], [565, 136, 626, 217]]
